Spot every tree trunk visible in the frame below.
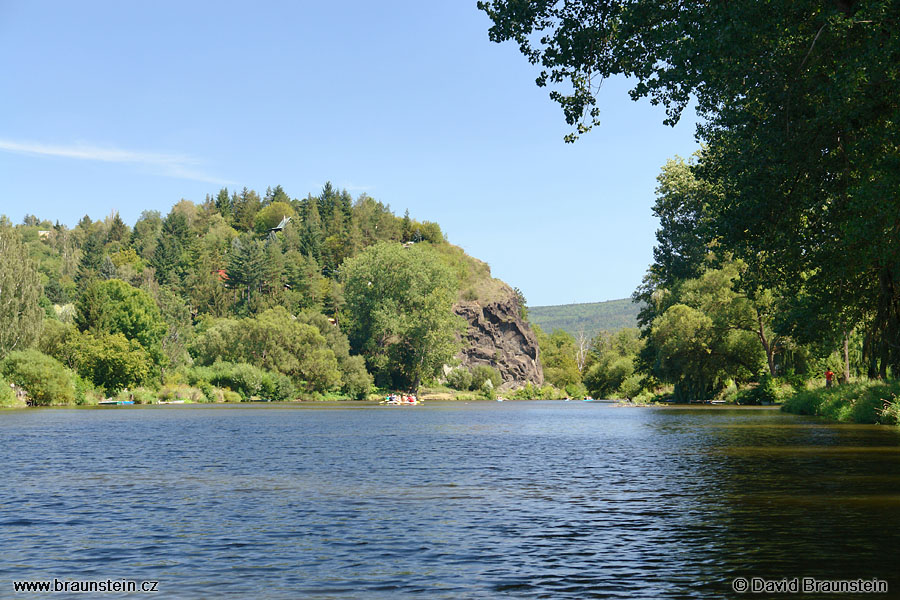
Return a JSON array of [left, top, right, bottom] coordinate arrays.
[[842, 331, 850, 384], [757, 311, 776, 376]]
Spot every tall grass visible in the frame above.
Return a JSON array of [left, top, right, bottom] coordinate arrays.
[[781, 380, 900, 425]]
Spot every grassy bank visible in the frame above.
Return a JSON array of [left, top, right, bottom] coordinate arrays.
[[781, 380, 900, 425]]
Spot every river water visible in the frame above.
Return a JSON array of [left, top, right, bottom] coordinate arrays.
[[1, 402, 898, 598]]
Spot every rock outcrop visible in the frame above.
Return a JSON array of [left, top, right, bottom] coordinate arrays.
[[453, 289, 544, 390]]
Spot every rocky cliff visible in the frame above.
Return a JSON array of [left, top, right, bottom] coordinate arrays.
[[453, 288, 544, 390]]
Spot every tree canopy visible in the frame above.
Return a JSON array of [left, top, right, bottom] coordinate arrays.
[[483, 0, 900, 380], [342, 242, 464, 392]]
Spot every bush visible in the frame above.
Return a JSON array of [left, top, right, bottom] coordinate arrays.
[[736, 375, 780, 405], [471, 365, 502, 391], [74, 374, 104, 405], [340, 355, 373, 399], [260, 371, 295, 401], [480, 378, 496, 400], [632, 389, 656, 404], [197, 381, 219, 403], [512, 382, 565, 400], [159, 384, 205, 403], [65, 331, 153, 394], [222, 390, 242, 403], [714, 383, 740, 405], [185, 361, 295, 401], [131, 387, 159, 405], [881, 395, 900, 426], [0, 376, 24, 408], [618, 374, 644, 400], [1, 350, 76, 405], [782, 380, 900, 424], [565, 382, 588, 399], [445, 367, 474, 391]]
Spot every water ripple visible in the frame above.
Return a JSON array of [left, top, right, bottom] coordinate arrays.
[[1, 403, 899, 598]]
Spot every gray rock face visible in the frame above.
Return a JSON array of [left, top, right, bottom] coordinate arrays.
[[453, 292, 544, 389]]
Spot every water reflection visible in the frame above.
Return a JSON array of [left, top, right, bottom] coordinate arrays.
[[0, 403, 897, 598]]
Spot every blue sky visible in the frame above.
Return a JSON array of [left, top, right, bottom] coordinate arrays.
[[0, 1, 700, 306]]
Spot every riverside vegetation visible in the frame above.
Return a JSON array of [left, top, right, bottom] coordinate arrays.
[[1, 186, 548, 407], [481, 0, 900, 424], [4, 2, 899, 424]]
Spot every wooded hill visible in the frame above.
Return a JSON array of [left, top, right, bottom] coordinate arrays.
[[528, 299, 640, 339], [0, 183, 523, 405]]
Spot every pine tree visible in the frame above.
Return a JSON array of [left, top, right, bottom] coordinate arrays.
[[214, 187, 232, 222], [100, 255, 118, 280], [106, 211, 129, 243], [227, 237, 268, 306], [76, 230, 104, 289]]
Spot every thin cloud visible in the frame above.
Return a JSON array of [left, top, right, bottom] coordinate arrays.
[[0, 138, 234, 185], [342, 182, 375, 193]]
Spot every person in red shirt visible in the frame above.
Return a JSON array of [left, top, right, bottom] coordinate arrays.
[[825, 369, 834, 388]]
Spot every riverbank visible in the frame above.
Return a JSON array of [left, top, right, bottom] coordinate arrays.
[[781, 380, 900, 425]]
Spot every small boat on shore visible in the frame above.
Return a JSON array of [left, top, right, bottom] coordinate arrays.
[[98, 400, 134, 406], [380, 394, 422, 406]]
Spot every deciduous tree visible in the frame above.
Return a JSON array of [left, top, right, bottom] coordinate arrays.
[[0, 223, 43, 358], [342, 242, 463, 392]]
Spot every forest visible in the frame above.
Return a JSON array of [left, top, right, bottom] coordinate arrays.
[[0, 184, 493, 406], [481, 0, 900, 423]]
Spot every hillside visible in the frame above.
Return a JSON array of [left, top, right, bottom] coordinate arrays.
[[528, 299, 641, 339], [2, 183, 545, 402]]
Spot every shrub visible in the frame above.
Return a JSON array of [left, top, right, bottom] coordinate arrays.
[[565, 382, 588, 399], [618, 374, 644, 400], [260, 371, 295, 401], [480, 378, 496, 400], [186, 361, 263, 400], [74, 374, 104, 405], [131, 387, 159, 405], [445, 367, 474, 391], [159, 384, 205, 403], [512, 382, 538, 400], [222, 390, 242, 403], [0, 376, 24, 408], [632, 389, 656, 404], [197, 381, 219, 403], [782, 381, 900, 424], [65, 331, 153, 394], [340, 355, 373, 399], [1, 350, 76, 405], [714, 383, 740, 405], [736, 375, 794, 405], [471, 365, 502, 391], [185, 361, 296, 401], [880, 395, 900, 426]]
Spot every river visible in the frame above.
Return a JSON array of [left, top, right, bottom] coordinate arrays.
[[1, 402, 898, 598]]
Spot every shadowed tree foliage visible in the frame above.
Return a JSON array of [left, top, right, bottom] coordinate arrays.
[[482, 0, 900, 374]]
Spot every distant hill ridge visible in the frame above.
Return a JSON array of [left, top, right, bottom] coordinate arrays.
[[528, 298, 641, 339]]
